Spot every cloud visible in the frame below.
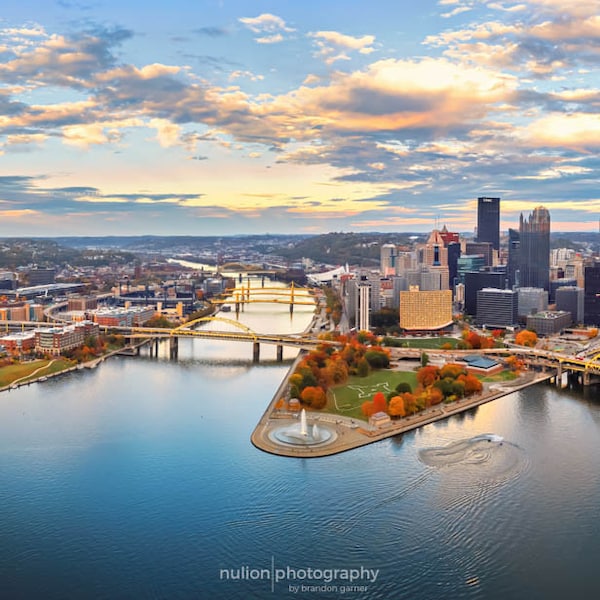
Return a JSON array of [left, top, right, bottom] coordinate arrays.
[[520, 112, 600, 150], [239, 13, 294, 43], [0, 26, 133, 88], [193, 26, 228, 37], [309, 30, 376, 64]]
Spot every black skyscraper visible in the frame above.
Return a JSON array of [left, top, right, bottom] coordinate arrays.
[[476, 197, 500, 251], [507, 228, 520, 288], [584, 263, 600, 326], [518, 206, 550, 291]]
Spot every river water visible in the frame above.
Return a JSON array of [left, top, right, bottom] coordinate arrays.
[[1, 281, 599, 600]]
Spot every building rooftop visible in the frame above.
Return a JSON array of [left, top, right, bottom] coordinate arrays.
[[530, 311, 571, 319]]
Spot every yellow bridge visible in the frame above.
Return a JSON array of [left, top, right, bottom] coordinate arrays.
[[123, 316, 331, 362], [211, 283, 316, 311]]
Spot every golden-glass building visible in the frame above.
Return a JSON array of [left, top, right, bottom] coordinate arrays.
[[399, 288, 453, 331]]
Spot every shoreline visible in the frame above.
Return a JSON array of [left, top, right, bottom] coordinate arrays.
[[251, 369, 553, 458], [0, 343, 142, 394]]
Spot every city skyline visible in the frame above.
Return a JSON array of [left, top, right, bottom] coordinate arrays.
[[1, 0, 599, 236]]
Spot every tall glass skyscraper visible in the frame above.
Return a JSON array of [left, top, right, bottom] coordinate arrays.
[[519, 206, 551, 291], [477, 197, 500, 250]]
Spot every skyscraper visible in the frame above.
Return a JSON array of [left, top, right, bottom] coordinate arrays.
[[584, 263, 600, 326], [477, 197, 500, 251], [507, 228, 520, 288], [518, 206, 551, 291]]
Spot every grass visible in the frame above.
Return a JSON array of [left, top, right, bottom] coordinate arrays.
[[326, 369, 418, 421], [480, 370, 518, 383], [384, 336, 459, 349], [0, 358, 74, 387]]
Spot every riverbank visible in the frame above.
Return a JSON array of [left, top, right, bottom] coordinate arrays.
[[251, 369, 553, 458], [0, 343, 138, 394]]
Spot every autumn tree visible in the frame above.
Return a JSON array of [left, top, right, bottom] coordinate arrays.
[[416, 365, 441, 388], [372, 391, 388, 414], [440, 363, 466, 380], [515, 329, 538, 347], [388, 396, 406, 417], [459, 373, 483, 395], [300, 386, 327, 409]]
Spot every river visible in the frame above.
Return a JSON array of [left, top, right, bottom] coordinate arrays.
[[0, 281, 599, 599]]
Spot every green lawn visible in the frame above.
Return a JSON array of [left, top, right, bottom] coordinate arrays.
[[326, 369, 418, 421], [480, 370, 518, 382], [384, 336, 459, 349], [0, 359, 74, 387]]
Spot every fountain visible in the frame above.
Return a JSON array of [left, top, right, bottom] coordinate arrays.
[[269, 409, 336, 447]]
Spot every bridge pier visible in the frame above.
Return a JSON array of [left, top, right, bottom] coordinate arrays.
[[149, 337, 159, 357], [276, 345, 283, 362], [583, 371, 591, 386], [253, 342, 260, 363], [555, 363, 562, 386], [169, 336, 178, 360]]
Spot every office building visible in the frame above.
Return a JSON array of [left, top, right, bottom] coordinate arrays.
[[519, 206, 551, 291], [439, 225, 459, 246], [476, 288, 518, 327], [477, 197, 500, 250], [507, 228, 520, 288], [555, 286, 584, 324], [27, 268, 56, 286], [457, 255, 486, 283], [380, 244, 397, 275], [357, 282, 371, 331], [517, 287, 548, 320], [416, 230, 448, 268], [584, 263, 600, 326], [447, 242, 461, 290], [549, 278, 577, 303], [526, 311, 572, 335], [463, 271, 505, 315], [465, 242, 494, 267], [399, 289, 453, 331]]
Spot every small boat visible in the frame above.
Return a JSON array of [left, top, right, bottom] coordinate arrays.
[[221, 305, 232, 312]]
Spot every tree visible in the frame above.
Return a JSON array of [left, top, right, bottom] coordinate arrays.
[[515, 329, 538, 347], [372, 391, 387, 413], [421, 352, 429, 367], [365, 350, 390, 369], [440, 363, 466, 380], [356, 358, 370, 377], [300, 386, 326, 409], [416, 365, 441, 388], [461, 374, 483, 395], [395, 382, 412, 394], [428, 387, 444, 405], [389, 396, 406, 417]]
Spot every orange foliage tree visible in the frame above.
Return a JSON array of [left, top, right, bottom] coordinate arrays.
[[388, 396, 406, 417], [515, 329, 538, 347], [300, 386, 327, 409], [458, 373, 483, 395], [440, 363, 466, 380], [362, 391, 388, 417], [416, 365, 441, 388]]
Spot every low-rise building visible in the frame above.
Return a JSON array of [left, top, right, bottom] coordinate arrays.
[[0, 332, 36, 353], [526, 311, 572, 335], [34, 321, 99, 355]]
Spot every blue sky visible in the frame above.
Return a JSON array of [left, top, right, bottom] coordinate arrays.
[[0, 0, 599, 236]]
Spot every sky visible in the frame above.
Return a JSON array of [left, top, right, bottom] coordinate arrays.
[[0, 0, 599, 236]]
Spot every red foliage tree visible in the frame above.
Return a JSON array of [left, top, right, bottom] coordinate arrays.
[[372, 391, 387, 414], [416, 365, 441, 388]]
